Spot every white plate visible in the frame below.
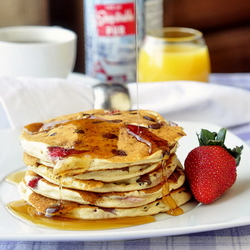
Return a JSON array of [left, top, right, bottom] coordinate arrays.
[[0, 122, 250, 241]]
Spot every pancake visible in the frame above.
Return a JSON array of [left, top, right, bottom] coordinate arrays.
[[20, 109, 185, 175], [29, 154, 179, 192], [19, 180, 191, 219], [21, 165, 185, 208], [17, 109, 192, 221]]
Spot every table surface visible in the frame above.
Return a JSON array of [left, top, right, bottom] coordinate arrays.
[[1, 73, 250, 249]]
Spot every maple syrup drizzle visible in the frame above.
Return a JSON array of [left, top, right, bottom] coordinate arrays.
[[24, 116, 170, 163], [5, 171, 156, 230], [126, 124, 170, 154], [5, 168, 183, 232], [134, 1, 141, 127], [45, 175, 66, 217], [6, 200, 155, 231], [45, 194, 61, 217], [24, 114, 107, 135], [160, 157, 184, 216]]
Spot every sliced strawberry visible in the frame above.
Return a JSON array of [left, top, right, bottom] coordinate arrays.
[[48, 146, 86, 159], [28, 177, 42, 188], [106, 110, 121, 115]]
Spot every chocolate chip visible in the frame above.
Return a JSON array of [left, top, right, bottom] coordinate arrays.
[[112, 149, 127, 156], [137, 174, 152, 186], [76, 129, 85, 134], [108, 119, 122, 123], [101, 207, 117, 214], [92, 120, 105, 124], [103, 133, 118, 139], [143, 116, 156, 122], [148, 123, 163, 129], [121, 167, 129, 172]]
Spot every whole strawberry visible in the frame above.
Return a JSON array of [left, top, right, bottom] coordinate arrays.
[[184, 128, 243, 204]]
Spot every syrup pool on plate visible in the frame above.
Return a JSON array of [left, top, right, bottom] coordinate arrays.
[[7, 199, 155, 231], [4, 166, 192, 231], [5, 170, 156, 230]]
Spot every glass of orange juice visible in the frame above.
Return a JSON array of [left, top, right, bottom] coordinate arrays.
[[138, 27, 211, 82]]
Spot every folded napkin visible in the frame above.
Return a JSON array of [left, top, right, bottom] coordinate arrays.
[[1, 75, 250, 129], [0, 76, 94, 129]]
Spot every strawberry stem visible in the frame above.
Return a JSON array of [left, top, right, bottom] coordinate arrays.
[[197, 128, 243, 166]]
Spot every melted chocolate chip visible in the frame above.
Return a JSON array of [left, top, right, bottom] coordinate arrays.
[[143, 116, 156, 122], [102, 133, 118, 139], [101, 207, 117, 214], [73, 140, 84, 146], [148, 123, 163, 129], [112, 149, 127, 156], [121, 167, 129, 172], [137, 174, 152, 186], [76, 129, 85, 134], [92, 120, 105, 124], [108, 119, 122, 123]]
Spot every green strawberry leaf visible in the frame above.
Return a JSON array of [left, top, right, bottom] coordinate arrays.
[[197, 128, 243, 166], [228, 145, 244, 166], [197, 128, 226, 146], [215, 128, 227, 143]]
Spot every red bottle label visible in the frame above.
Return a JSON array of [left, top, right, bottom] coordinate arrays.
[[95, 2, 135, 36]]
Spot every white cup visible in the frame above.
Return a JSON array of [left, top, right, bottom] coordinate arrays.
[[0, 26, 77, 78]]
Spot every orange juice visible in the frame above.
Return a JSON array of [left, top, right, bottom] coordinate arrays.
[[138, 28, 211, 82]]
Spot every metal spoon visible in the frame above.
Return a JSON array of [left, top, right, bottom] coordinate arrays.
[[93, 82, 131, 111]]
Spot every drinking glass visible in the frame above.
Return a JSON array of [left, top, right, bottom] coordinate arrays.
[[138, 27, 211, 82]]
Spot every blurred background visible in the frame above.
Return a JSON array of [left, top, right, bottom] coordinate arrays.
[[1, 0, 250, 74]]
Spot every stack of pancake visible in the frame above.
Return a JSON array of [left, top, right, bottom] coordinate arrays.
[[18, 109, 192, 220]]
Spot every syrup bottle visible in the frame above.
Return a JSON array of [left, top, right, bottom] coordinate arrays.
[[83, 0, 164, 83]]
